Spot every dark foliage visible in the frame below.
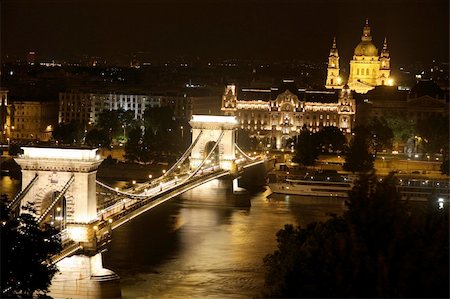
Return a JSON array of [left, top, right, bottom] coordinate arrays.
[[315, 126, 346, 153], [262, 172, 449, 298], [85, 128, 111, 148], [0, 197, 62, 298], [417, 114, 449, 154], [52, 122, 84, 145], [343, 126, 374, 172], [370, 116, 394, 154], [293, 127, 319, 166], [7, 144, 23, 156]]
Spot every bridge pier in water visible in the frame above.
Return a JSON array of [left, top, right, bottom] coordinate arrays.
[[14, 147, 121, 299]]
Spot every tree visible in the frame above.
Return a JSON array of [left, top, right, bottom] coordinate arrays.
[[143, 107, 175, 136], [343, 126, 374, 172], [143, 107, 178, 152], [383, 111, 416, 146], [97, 110, 121, 140], [417, 114, 449, 154], [262, 172, 449, 298], [124, 128, 144, 162], [293, 127, 319, 166], [8, 144, 23, 156], [85, 128, 111, 148], [315, 126, 346, 153], [52, 122, 84, 145], [1, 197, 62, 297], [370, 116, 394, 154]]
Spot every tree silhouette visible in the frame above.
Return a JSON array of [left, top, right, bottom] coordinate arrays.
[[343, 126, 374, 172], [293, 127, 319, 166], [262, 172, 449, 298], [1, 197, 62, 297]]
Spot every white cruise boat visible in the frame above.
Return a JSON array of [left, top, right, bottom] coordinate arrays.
[[268, 172, 353, 197]]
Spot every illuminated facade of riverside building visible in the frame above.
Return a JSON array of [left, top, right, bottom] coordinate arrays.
[[326, 19, 393, 94], [221, 81, 356, 149]]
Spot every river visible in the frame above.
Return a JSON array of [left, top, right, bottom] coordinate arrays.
[[1, 175, 346, 298]]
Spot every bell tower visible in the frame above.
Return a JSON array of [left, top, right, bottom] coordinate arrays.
[[221, 84, 238, 115], [377, 37, 392, 85], [325, 37, 343, 89]]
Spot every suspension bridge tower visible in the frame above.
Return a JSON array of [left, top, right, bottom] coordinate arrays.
[[14, 146, 121, 299], [189, 115, 238, 172]]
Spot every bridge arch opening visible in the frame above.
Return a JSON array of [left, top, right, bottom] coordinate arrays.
[[204, 141, 220, 165], [39, 191, 67, 230]]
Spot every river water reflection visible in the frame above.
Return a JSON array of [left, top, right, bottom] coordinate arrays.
[[1, 176, 346, 298], [103, 182, 347, 299]]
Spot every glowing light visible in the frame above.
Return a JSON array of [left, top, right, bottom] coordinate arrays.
[[132, 180, 136, 185], [93, 225, 98, 231], [387, 78, 394, 86], [162, 170, 166, 174], [148, 174, 153, 179], [56, 207, 61, 212], [438, 198, 444, 209], [108, 219, 113, 223], [191, 115, 238, 124], [20, 147, 98, 161], [115, 187, 119, 191]]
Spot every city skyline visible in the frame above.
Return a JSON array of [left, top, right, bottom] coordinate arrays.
[[1, 0, 449, 66]]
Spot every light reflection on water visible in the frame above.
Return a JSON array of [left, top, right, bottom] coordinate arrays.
[[0, 175, 21, 199], [0, 176, 346, 298], [103, 184, 346, 299]]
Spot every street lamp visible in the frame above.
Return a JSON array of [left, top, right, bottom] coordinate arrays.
[[180, 126, 184, 139]]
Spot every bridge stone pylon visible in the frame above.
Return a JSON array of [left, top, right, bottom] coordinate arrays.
[[189, 115, 238, 171], [14, 146, 121, 299]]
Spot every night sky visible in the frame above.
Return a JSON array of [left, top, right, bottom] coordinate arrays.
[[1, 0, 449, 65]]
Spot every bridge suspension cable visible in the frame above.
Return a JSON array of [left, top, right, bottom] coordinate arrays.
[[37, 175, 74, 223], [182, 130, 225, 182], [7, 173, 39, 210], [234, 144, 256, 161], [163, 130, 204, 178], [96, 180, 148, 198]]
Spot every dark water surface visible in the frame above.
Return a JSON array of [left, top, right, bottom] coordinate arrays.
[[102, 182, 346, 299]]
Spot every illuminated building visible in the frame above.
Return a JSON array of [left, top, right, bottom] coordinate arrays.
[[59, 91, 191, 126], [326, 19, 393, 94], [325, 37, 343, 89], [221, 81, 356, 149], [10, 101, 58, 141], [0, 89, 12, 142]]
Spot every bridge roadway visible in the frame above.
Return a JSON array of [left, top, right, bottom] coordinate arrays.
[[52, 158, 264, 263]]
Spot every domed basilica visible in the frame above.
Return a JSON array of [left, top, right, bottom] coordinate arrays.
[[326, 19, 393, 94]]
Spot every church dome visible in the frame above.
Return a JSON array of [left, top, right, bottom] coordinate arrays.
[[354, 40, 378, 56]]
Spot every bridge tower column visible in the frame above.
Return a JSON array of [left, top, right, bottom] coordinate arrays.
[[15, 146, 121, 299], [189, 115, 238, 171]]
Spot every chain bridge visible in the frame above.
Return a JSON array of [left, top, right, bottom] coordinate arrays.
[[10, 115, 265, 299]]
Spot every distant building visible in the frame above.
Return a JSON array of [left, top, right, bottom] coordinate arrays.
[[365, 80, 449, 123], [222, 81, 356, 149], [1, 89, 12, 142], [326, 19, 393, 94], [9, 100, 58, 141], [59, 90, 191, 126]]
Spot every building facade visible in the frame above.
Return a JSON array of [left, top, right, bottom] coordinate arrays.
[[59, 91, 192, 126], [221, 82, 356, 149], [1, 89, 12, 143], [9, 101, 58, 141], [326, 19, 393, 94]]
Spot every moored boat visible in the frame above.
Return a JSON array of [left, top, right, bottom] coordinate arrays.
[[268, 171, 353, 197]]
